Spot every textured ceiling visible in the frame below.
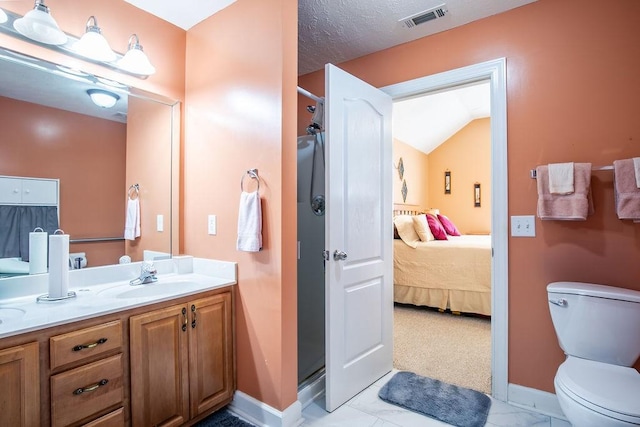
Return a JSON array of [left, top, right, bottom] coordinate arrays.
[[298, 0, 536, 75]]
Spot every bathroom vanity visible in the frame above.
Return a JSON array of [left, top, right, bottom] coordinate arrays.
[[0, 256, 236, 427]]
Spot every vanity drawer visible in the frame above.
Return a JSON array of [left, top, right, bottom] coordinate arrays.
[[51, 353, 124, 427], [82, 407, 124, 427], [50, 320, 122, 369]]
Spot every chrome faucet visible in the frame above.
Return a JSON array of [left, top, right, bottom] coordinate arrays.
[[130, 262, 158, 286]]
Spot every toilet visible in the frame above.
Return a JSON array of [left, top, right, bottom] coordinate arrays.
[[547, 282, 640, 426]]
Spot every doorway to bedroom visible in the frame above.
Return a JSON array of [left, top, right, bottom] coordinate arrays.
[[390, 78, 493, 394]]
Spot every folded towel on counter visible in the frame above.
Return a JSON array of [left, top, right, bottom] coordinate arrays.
[[633, 158, 640, 188], [124, 198, 141, 240], [613, 159, 640, 220], [548, 162, 575, 194], [536, 163, 593, 220], [237, 191, 262, 252]]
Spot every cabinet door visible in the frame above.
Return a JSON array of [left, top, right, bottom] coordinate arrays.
[[21, 178, 58, 205], [188, 292, 234, 417], [130, 305, 189, 427], [0, 177, 22, 204], [0, 342, 40, 427]]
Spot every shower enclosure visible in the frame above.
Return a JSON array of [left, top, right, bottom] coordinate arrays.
[[297, 108, 326, 385]]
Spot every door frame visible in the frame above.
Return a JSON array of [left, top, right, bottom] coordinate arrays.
[[381, 58, 509, 401]]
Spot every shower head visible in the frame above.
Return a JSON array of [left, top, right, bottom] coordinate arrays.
[[306, 105, 316, 113]]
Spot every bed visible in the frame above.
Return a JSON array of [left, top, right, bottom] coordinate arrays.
[[393, 212, 492, 316]]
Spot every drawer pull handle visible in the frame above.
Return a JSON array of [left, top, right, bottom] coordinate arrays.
[[73, 379, 108, 395], [191, 304, 197, 329], [72, 338, 108, 352], [182, 307, 187, 332]]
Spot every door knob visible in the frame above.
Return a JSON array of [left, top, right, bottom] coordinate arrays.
[[333, 250, 348, 261]]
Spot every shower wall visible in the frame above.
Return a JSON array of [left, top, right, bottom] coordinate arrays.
[[297, 133, 326, 384]]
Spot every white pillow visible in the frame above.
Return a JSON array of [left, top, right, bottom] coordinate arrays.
[[412, 215, 435, 242], [393, 215, 420, 248]]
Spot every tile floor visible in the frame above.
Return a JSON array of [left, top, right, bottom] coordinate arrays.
[[300, 371, 572, 427]]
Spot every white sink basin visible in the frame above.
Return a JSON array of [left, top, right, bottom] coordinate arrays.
[[0, 307, 26, 324], [96, 279, 204, 299]]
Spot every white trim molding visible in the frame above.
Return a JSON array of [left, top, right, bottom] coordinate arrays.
[[229, 391, 303, 427], [508, 383, 567, 420], [382, 58, 509, 402]]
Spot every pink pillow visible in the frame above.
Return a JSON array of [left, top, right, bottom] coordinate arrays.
[[437, 214, 461, 236], [426, 214, 448, 240]]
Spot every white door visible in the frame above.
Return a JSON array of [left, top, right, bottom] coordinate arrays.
[[325, 64, 393, 412]]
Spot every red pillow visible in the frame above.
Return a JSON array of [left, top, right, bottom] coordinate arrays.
[[426, 214, 448, 240], [437, 214, 461, 236]]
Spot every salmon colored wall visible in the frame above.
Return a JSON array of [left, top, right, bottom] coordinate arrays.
[[184, 0, 298, 410], [393, 138, 429, 210], [125, 96, 173, 261], [0, 96, 126, 266], [299, 0, 640, 392], [428, 119, 491, 234]]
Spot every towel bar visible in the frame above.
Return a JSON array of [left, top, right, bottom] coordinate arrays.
[[241, 169, 260, 192], [530, 165, 613, 179], [128, 183, 139, 199]]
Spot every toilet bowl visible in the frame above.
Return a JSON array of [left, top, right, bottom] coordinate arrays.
[[554, 357, 640, 426], [547, 282, 640, 426]]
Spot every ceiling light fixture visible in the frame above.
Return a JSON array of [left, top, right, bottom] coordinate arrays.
[[117, 34, 156, 76], [87, 89, 120, 108], [72, 16, 116, 62], [0, 8, 8, 24], [13, 0, 67, 45]]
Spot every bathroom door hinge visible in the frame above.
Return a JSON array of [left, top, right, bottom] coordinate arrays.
[[322, 250, 329, 261]]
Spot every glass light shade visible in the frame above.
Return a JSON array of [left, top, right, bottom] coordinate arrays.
[[87, 89, 119, 108], [0, 8, 8, 24], [13, 1, 67, 45], [72, 17, 116, 62], [117, 35, 155, 76]]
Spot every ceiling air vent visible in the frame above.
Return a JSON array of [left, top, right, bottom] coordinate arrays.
[[399, 4, 448, 28]]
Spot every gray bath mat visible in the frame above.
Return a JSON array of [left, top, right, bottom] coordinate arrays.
[[378, 371, 491, 427]]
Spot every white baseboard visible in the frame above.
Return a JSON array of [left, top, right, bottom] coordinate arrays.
[[507, 383, 567, 420], [228, 390, 303, 427]]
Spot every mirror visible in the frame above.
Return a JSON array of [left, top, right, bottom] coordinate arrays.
[[0, 46, 178, 276]]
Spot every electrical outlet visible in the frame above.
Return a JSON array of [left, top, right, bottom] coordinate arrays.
[[156, 214, 164, 232], [208, 215, 217, 235], [511, 215, 535, 237]]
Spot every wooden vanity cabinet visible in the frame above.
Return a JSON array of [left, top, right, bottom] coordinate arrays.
[[49, 320, 125, 427], [0, 342, 40, 427], [129, 291, 234, 427]]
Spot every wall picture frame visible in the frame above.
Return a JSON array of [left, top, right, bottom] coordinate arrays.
[[444, 171, 451, 194]]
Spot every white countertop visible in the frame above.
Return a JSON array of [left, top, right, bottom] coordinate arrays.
[[0, 256, 237, 339]]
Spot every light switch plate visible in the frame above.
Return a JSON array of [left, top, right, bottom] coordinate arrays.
[[511, 215, 535, 237], [156, 214, 164, 232], [208, 215, 217, 235]]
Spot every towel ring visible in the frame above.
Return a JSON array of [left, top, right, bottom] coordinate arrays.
[[240, 169, 260, 192], [128, 184, 140, 200]]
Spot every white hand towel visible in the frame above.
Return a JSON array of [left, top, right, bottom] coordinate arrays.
[[548, 162, 575, 194], [633, 158, 640, 188], [124, 198, 141, 240], [237, 191, 262, 252]]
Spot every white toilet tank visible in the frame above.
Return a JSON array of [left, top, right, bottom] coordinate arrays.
[[547, 282, 640, 367]]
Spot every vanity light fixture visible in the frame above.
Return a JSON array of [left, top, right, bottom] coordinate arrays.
[[0, 8, 8, 24], [72, 16, 116, 62], [87, 89, 120, 108], [13, 0, 67, 46], [117, 34, 156, 76]]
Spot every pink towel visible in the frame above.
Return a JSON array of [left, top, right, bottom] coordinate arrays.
[[536, 163, 593, 220], [613, 159, 640, 220]]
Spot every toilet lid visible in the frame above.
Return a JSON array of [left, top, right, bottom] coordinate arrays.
[[556, 358, 640, 420]]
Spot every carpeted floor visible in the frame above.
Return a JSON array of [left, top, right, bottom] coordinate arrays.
[[393, 303, 491, 394]]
